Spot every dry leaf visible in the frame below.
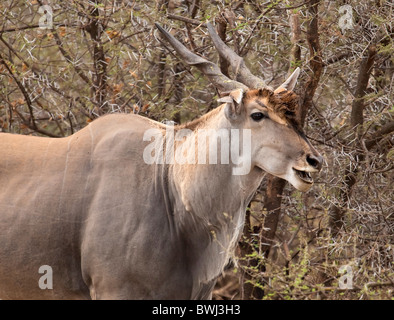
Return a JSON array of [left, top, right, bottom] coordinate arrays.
[[122, 60, 131, 69], [112, 83, 124, 94], [58, 27, 67, 37], [105, 30, 120, 39], [133, 104, 140, 113], [142, 104, 149, 112]]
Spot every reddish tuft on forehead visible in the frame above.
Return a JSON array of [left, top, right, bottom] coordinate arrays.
[[244, 88, 302, 129]]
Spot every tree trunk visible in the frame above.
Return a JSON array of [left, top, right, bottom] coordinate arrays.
[[87, 1, 108, 114], [239, 0, 323, 299], [328, 45, 377, 235]]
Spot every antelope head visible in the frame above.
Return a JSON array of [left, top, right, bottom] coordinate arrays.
[[156, 23, 323, 192]]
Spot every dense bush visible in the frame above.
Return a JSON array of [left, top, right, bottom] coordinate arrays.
[[0, 0, 392, 299]]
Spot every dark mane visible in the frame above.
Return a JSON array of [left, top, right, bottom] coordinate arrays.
[[175, 89, 302, 131], [269, 90, 302, 129], [245, 88, 302, 129], [175, 104, 223, 131]]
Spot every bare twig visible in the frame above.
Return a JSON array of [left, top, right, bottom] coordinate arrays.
[[0, 51, 37, 130], [52, 30, 92, 86]]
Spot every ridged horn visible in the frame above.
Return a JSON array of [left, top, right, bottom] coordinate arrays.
[[155, 23, 248, 93], [206, 22, 270, 90]]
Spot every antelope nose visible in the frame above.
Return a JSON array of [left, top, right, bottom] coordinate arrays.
[[306, 154, 323, 171]]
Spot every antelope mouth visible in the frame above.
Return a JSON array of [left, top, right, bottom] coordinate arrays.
[[293, 168, 313, 184]]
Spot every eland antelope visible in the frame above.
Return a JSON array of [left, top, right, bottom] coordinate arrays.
[[0, 23, 323, 299]]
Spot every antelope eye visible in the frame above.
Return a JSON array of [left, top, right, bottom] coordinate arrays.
[[250, 112, 266, 121], [285, 110, 294, 117]]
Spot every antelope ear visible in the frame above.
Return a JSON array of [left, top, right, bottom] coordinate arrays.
[[228, 88, 244, 104], [218, 88, 244, 121], [274, 67, 300, 93]]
